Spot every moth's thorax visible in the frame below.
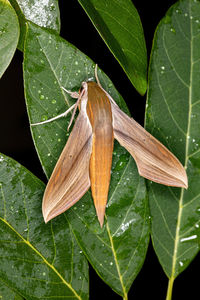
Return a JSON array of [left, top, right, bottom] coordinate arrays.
[[86, 81, 113, 128]]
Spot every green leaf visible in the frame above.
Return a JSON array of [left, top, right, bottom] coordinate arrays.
[[0, 153, 88, 300], [0, 279, 24, 300], [9, 0, 60, 51], [23, 22, 149, 298], [145, 0, 200, 296], [78, 0, 147, 95], [67, 155, 149, 297], [0, 0, 19, 78]]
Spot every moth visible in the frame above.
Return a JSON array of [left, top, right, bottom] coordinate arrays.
[[32, 66, 188, 227]]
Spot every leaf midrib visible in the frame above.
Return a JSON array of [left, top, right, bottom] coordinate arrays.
[[106, 221, 127, 299], [170, 1, 193, 280], [0, 218, 82, 299]]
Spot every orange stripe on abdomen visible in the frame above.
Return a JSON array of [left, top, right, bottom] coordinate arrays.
[[86, 82, 114, 227]]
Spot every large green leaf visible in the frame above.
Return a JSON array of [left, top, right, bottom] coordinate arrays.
[[23, 22, 149, 298], [78, 0, 147, 95], [9, 0, 60, 51], [67, 146, 149, 298], [0, 0, 19, 78], [145, 0, 200, 297], [0, 153, 88, 300]]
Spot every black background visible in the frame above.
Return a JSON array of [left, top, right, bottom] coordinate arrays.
[[0, 0, 199, 299]]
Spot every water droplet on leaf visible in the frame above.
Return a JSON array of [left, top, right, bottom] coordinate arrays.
[[170, 27, 176, 33], [41, 115, 48, 121]]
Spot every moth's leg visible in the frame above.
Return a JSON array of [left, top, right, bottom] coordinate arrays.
[[67, 88, 85, 131], [31, 85, 81, 126], [62, 86, 79, 99], [31, 103, 77, 126]]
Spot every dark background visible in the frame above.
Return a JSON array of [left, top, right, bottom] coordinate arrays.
[[0, 0, 199, 299]]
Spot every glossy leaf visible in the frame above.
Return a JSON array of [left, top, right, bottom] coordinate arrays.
[[24, 22, 149, 298], [9, 0, 60, 51], [0, 153, 88, 300], [0, 0, 19, 78], [145, 0, 200, 294], [0, 280, 24, 300], [67, 148, 149, 298], [78, 0, 147, 95]]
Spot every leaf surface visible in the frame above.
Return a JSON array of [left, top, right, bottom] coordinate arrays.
[[0, 0, 19, 78], [0, 280, 24, 300], [23, 22, 149, 298], [78, 0, 147, 95], [145, 0, 200, 285], [9, 0, 60, 51], [0, 153, 88, 300]]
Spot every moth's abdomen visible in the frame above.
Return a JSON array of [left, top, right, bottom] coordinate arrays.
[[86, 82, 114, 227]]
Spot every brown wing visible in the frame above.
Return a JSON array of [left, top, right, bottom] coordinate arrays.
[[111, 103, 188, 188], [42, 110, 92, 223]]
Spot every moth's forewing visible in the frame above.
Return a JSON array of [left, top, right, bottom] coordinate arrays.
[[42, 97, 93, 223]]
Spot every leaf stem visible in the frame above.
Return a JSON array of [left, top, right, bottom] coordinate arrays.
[[166, 277, 174, 300], [123, 295, 128, 300]]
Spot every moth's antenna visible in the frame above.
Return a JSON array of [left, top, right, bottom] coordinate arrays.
[[62, 87, 79, 99], [94, 64, 118, 107], [95, 64, 103, 88]]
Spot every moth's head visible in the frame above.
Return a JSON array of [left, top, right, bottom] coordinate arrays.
[[78, 81, 88, 99], [81, 81, 87, 90], [78, 81, 88, 111]]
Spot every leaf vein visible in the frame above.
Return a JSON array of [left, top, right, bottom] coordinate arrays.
[[155, 66, 187, 136], [152, 188, 175, 241], [0, 184, 6, 220], [0, 218, 82, 299], [20, 180, 29, 241], [163, 26, 190, 88], [106, 222, 127, 298], [153, 233, 173, 258]]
